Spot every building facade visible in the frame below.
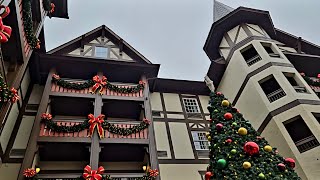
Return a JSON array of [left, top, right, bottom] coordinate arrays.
[[0, 1, 319, 180]]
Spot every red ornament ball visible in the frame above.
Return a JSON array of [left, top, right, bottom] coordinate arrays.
[[216, 123, 223, 131], [225, 139, 232, 144], [224, 113, 233, 120], [285, 158, 295, 168], [205, 171, 213, 180], [216, 92, 222, 95], [278, 163, 286, 171], [243, 142, 260, 156]]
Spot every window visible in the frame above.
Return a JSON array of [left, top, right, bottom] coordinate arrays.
[[182, 98, 200, 113], [259, 75, 286, 102], [261, 42, 281, 58], [283, 73, 307, 93], [313, 113, 320, 124], [240, 44, 261, 66], [94, 47, 108, 58], [192, 131, 209, 150], [284, 116, 319, 153]]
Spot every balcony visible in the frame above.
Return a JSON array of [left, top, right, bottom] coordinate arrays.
[[37, 173, 145, 180], [293, 86, 307, 93], [246, 54, 262, 66], [295, 135, 320, 153], [266, 88, 286, 102], [50, 78, 144, 99]]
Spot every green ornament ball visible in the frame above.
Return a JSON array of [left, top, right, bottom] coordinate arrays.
[[214, 109, 219, 113], [230, 149, 237, 154], [217, 159, 227, 169], [232, 122, 237, 126], [258, 173, 265, 179]]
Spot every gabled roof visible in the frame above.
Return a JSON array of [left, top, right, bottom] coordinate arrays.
[[48, 25, 152, 64]]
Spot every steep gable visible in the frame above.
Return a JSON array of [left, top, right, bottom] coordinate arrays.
[[48, 25, 152, 64]]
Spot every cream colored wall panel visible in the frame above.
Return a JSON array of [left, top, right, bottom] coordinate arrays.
[[0, 163, 21, 180], [227, 25, 239, 43], [235, 80, 269, 129], [219, 36, 229, 48], [279, 46, 297, 53], [205, 115, 211, 120], [159, 164, 207, 180], [21, 68, 30, 97], [13, 116, 35, 149], [235, 27, 248, 44], [28, 85, 44, 104], [169, 123, 194, 159], [0, 104, 19, 152], [163, 93, 183, 112], [154, 122, 171, 159], [150, 93, 163, 111], [220, 49, 230, 58], [68, 48, 81, 55], [247, 24, 264, 35], [198, 95, 210, 114], [167, 113, 184, 119]]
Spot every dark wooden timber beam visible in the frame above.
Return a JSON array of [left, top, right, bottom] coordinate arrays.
[[17, 70, 55, 180], [142, 75, 160, 180]]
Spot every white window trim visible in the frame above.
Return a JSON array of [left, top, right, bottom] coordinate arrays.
[[182, 97, 200, 113], [192, 131, 210, 150]]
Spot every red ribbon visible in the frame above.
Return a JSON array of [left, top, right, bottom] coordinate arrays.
[[90, 75, 107, 95], [23, 168, 36, 178], [41, 113, 52, 120], [0, 6, 12, 43], [149, 169, 159, 177], [10, 88, 19, 103], [88, 114, 105, 139], [50, 3, 55, 13], [143, 118, 151, 125], [83, 165, 105, 180], [52, 74, 60, 80]]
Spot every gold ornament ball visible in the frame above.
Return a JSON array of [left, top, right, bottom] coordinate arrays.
[[221, 100, 230, 107], [243, 162, 251, 169], [206, 132, 210, 138], [264, 145, 272, 152], [207, 136, 212, 141], [238, 127, 248, 135]]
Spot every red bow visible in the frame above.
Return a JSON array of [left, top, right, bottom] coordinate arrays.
[[143, 118, 151, 125], [83, 165, 105, 180], [88, 114, 105, 139], [50, 3, 55, 13], [41, 113, 52, 120], [0, 6, 12, 43], [23, 168, 36, 178], [10, 88, 19, 103], [52, 74, 60, 80], [149, 169, 159, 177], [90, 75, 107, 95]]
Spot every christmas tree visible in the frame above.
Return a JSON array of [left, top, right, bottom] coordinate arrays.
[[204, 91, 300, 180]]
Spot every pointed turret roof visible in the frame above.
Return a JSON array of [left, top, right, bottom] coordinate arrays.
[[213, 0, 234, 22]]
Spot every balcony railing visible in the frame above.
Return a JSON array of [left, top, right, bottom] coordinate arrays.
[[37, 173, 145, 180], [105, 121, 148, 140], [266, 88, 286, 102], [51, 79, 144, 98], [295, 135, 320, 153], [246, 55, 262, 66], [293, 86, 307, 93], [39, 120, 148, 140], [39, 119, 89, 138]]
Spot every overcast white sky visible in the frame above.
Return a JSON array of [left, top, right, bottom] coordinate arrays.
[[44, 0, 320, 81]]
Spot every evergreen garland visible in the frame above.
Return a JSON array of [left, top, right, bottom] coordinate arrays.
[[52, 74, 145, 94], [0, 75, 19, 106], [102, 119, 150, 136], [22, 0, 40, 49], [302, 75, 320, 87], [43, 119, 90, 133], [42, 0, 52, 11]]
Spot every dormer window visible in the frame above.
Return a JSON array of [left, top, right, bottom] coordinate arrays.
[[94, 46, 108, 58]]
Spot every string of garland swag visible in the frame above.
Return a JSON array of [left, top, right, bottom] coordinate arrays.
[[22, 0, 40, 49], [23, 165, 159, 180], [52, 74, 145, 94], [41, 113, 150, 138], [0, 76, 20, 106]]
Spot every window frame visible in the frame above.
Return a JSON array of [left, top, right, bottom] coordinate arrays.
[[261, 42, 281, 58], [283, 72, 308, 93], [182, 97, 201, 114], [93, 46, 109, 58], [240, 44, 262, 66], [191, 131, 210, 151]]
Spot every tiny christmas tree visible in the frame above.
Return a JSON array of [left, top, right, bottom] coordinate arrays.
[[0, 75, 19, 107], [205, 91, 300, 180]]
